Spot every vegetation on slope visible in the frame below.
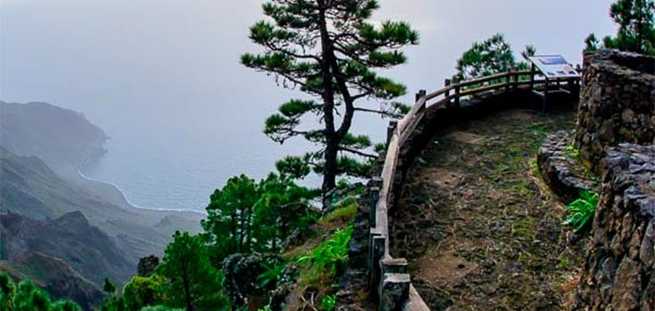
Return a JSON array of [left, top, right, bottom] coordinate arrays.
[[0, 272, 84, 311]]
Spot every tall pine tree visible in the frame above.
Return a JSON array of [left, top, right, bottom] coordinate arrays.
[[589, 0, 655, 55], [242, 0, 418, 196]]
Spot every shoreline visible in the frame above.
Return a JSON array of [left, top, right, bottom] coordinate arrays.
[[77, 168, 207, 216]]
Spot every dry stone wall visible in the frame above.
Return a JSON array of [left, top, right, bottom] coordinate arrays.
[[576, 49, 655, 173], [573, 144, 655, 310]]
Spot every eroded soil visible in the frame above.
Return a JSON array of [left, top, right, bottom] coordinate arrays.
[[390, 109, 586, 310]]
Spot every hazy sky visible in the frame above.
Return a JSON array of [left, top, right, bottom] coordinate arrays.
[[0, 0, 618, 210]]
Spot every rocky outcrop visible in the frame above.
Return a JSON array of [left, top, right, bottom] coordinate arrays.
[[576, 49, 655, 173], [538, 131, 596, 203], [573, 144, 655, 310]]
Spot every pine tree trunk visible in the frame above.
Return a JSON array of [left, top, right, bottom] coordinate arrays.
[[317, 0, 338, 200], [322, 138, 338, 195]]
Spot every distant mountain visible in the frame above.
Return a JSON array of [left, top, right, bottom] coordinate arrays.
[[0, 101, 107, 170], [0, 142, 202, 264], [0, 101, 205, 308]]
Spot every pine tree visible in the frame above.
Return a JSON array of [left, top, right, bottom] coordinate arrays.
[[605, 0, 655, 54], [242, 0, 418, 196], [202, 175, 259, 262], [455, 34, 516, 80], [589, 0, 655, 54], [157, 232, 228, 311]]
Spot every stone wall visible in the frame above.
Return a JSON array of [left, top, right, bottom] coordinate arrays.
[[573, 144, 655, 310], [576, 49, 655, 173]]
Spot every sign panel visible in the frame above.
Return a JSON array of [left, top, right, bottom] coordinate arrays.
[[528, 55, 579, 79]]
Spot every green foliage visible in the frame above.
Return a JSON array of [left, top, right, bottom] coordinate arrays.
[[0, 274, 83, 311], [50, 300, 82, 311], [243, 0, 418, 191], [122, 275, 165, 311], [564, 143, 581, 160], [0, 272, 15, 311], [103, 278, 116, 295], [456, 33, 515, 80], [297, 226, 353, 279], [256, 261, 287, 289], [157, 231, 229, 311], [319, 202, 358, 226], [320, 294, 336, 311], [202, 175, 259, 261], [564, 191, 600, 233], [585, 34, 600, 52], [100, 295, 125, 311], [455, 33, 535, 83], [139, 306, 184, 311], [276, 155, 311, 180], [589, 0, 655, 55], [203, 174, 319, 262]]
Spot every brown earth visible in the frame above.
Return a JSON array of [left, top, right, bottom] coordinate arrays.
[[390, 109, 587, 310]]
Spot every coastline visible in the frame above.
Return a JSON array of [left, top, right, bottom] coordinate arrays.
[[77, 165, 207, 216]]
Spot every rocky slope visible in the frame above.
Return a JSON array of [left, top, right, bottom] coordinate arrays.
[[0, 211, 134, 285]]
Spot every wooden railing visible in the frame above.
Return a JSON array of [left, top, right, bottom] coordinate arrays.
[[368, 70, 580, 310]]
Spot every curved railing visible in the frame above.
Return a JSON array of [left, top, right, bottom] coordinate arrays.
[[368, 70, 580, 310]]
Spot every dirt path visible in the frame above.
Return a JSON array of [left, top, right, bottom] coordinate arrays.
[[390, 109, 586, 310]]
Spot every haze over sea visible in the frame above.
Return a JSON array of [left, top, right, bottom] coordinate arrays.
[[1, 0, 615, 211]]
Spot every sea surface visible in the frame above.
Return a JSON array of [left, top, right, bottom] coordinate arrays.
[[1, 0, 615, 211]]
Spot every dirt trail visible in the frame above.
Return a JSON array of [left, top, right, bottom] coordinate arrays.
[[390, 109, 586, 310]]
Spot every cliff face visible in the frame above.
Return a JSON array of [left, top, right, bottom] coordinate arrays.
[[0, 101, 108, 170]]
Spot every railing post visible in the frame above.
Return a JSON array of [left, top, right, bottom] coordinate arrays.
[[368, 233, 386, 294], [415, 89, 426, 103], [418, 89, 427, 112], [379, 258, 410, 311], [530, 63, 536, 91], [454, 78, 461, 108], [506, 69, 512, 93], [444, 79, 451, 98], [386, 121, 398, 147], [369, 187, 380, 228]]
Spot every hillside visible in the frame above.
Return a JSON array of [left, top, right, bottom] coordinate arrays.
[[0, 101, 107, 170]]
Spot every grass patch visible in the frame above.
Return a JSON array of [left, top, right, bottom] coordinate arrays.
[[319, 202, 358, 226]]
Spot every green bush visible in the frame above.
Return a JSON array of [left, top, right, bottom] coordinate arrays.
[[320, 294, 336, 311], [298, 225, 353, 277], [564, 191, 599, 233]]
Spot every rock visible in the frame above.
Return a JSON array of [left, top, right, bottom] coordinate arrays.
[[537, 131, 596, 203], [576, 49, 655, 174], [574, 144, 655, 310], [222, 253, 283, 307]]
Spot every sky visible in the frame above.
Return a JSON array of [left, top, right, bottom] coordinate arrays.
[[0, 0, 618, 210]]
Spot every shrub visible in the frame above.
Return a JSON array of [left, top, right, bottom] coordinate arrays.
[[564, 191, 599, 232], [298, 226, 353, 279], [320, 294, 336, 311]]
